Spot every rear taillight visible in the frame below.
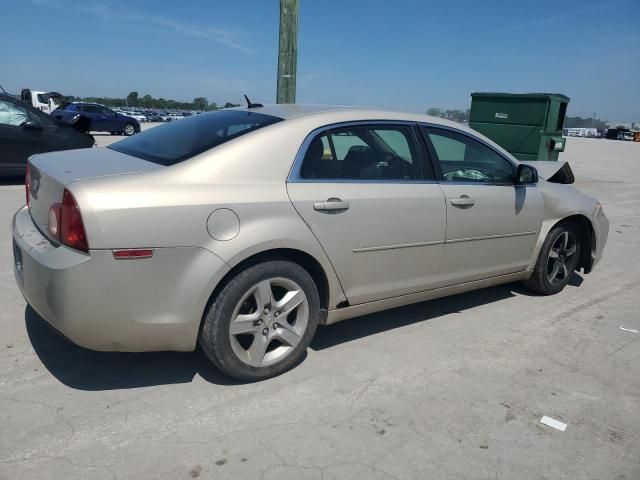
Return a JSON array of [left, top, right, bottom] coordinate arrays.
[[47, 189, 89, 252], [25, 163, 31, 207]]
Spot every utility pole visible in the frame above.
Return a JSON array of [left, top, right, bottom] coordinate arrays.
[[276, 0, 299, 104]]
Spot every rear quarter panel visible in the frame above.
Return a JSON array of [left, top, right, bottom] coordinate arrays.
[[70, 148, 347, 309]]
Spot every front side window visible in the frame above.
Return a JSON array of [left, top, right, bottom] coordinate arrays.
[[0, 100, 29, 127], [423, 127, 514, 183], [300, 124, 423, 181], [109, 110, 282, 166]]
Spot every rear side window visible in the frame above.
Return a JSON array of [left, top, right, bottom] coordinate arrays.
[[300, 125, 423, 181], [109, 110, 283, 166]]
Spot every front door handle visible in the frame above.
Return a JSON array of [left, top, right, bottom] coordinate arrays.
[[313, 198, 349, 212], [450, 195, 475, 208]]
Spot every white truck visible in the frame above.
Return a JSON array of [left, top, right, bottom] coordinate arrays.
[[20, 89, 66, 114]]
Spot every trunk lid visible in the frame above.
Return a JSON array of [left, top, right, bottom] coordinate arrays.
[[28, 147, 162, 237]]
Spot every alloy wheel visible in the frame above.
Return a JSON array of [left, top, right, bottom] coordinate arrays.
[[228, 277, 309, 368], [124, 124, 135, 135], [547, 231, 577, 285]]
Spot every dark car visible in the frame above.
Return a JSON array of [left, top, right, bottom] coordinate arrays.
[[0, 93, 94, 176], [143, 110, 162, 122], [52, 103, 140, 136]]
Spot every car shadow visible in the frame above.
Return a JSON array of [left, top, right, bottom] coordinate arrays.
[[25, 307, 243, 390], [26, 275, 584, 390], [311, 272, 584, 350], [311, 283, 518, 350]]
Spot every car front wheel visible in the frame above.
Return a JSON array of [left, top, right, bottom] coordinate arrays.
[[522, 223, 581, 295], [199, 260, 320, 381], [123, 123, 136, 136]]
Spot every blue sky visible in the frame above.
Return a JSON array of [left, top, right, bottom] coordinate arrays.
[[1, 0, 638, 120]]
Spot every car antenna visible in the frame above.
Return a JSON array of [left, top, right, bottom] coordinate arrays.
[[0, 84, 7, 94], [244, 94, 263, 109]]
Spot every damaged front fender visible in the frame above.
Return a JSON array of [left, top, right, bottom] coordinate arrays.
[[519, 161, 575, 184]]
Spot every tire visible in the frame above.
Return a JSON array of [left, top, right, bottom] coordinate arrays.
[[123, 123, 135, 136], [200, 260, 320, 381], [522, 222, 581, 295]]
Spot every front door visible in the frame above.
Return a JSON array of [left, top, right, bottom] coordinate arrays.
[[287, 123, 447, 305], [81, 105, 105, 131], [421, 126, 544, 285]]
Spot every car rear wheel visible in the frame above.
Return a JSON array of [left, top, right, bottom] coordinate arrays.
[[199, 260, 320, 381], [522, 223, 581, 295], [123, 123, 135, 136]]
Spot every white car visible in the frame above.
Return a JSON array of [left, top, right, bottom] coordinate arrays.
[[126, 112, 147, 122]]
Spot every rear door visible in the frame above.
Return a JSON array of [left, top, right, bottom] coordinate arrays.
[[421, 126, 544, 284], [97, 106, 117, 131], [80, 105, 103, 131], [287, 122, 447, 305]]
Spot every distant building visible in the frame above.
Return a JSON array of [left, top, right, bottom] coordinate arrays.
[[606, 121, 636, 129], [563, 127, 598, 137]]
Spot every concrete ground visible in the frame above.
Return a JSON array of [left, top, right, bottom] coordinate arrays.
[[1, 137, 638, 480]]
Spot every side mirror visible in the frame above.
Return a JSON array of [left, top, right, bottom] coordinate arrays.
[[515, 164, 538, 185], [22, 120, 43, 131]]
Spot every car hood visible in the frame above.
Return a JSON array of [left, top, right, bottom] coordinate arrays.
[[519, 160, 575, 184]]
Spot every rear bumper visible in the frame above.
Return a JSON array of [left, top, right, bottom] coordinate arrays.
[[13, 206, 229, 352]]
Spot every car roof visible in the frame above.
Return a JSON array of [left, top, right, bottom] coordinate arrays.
[[0, 93, 19, 102], [230, 103, 466, 129], [228, 104, 366, 120], [73, 102, 105, 106], [228, 103, 517, 161]]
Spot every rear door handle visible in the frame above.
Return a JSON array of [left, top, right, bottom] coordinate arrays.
[[450, 195, 475, 207], [313, 198, 349, 212]]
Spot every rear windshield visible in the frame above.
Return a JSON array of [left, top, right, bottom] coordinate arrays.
[[108, 110, 283, 166]]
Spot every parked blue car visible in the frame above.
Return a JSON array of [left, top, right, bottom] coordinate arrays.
[[52, 103, 140, 136]]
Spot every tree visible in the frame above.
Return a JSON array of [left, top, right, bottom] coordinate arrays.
[[193, 97, 209, 111], [564, 116, 606, 129], [73, 93, 237, 111], [426, 107, 469, 124], [126, 91, 139, 107]]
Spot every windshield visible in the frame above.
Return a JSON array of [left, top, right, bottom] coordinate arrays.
[[109, 110, 282, 166]]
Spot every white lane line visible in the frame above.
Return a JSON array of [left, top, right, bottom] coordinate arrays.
[[540, 416, 567, 432], [619, 326, 639, 334]]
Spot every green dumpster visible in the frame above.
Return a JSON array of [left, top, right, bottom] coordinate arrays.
[[469, 92, 570, 161]]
